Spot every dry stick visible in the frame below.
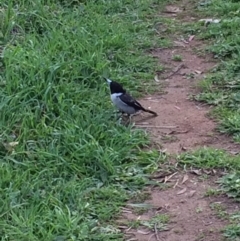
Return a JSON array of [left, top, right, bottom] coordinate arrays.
[[148, 233, 155, 241], [135, 125, 178, 129], [165, 63, 185, 79], [154, 223, 161, 241]]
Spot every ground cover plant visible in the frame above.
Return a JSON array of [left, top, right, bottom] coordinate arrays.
[[0, 0, 169, 240]]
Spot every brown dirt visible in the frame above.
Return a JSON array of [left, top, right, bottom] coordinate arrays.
[[119, 2, 240, 241], [121, 173, 238, 241], [135, 44, 240, 155]]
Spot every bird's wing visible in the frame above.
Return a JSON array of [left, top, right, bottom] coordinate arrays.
[[119, 93, 145, 110]]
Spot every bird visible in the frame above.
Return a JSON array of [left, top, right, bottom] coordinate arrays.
[[105, 78, 157, 117]]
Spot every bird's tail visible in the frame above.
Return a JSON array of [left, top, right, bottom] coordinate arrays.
[[143, 109, 158, 116]]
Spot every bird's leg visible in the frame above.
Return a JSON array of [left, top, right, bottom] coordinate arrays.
[[116, 110, 124, 120], [116, 111, 125, 125], [122, 114, 131, 125]]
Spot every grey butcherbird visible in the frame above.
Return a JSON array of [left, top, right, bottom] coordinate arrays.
[[105, 78, 158, 117]]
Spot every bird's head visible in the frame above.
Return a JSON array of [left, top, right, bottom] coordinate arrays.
[[104, 77, 125, 94]]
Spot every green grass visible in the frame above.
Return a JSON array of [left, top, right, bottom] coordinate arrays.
[[127, 213, 170, 231], [0, 0, 170, 240], [179, 147, 240, 170], [223, 212, 240, 241]]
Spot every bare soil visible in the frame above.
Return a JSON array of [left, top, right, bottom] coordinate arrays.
[[121, 173, 238, 241], [119, 2, 240, 241], [136, 44, 240, 155]]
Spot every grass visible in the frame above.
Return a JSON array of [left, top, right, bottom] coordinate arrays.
[[127, 213, 170, 231], [223, 212, 240, 241], [179, 147, 240, 170], [172, 54, 182, 62], [0, 0, 170, 240]]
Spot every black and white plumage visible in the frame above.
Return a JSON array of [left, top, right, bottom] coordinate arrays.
[[106, 78, 157, 116]]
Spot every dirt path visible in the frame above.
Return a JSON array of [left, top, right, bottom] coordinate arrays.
[[136, 42, 239, 155], [119, 2, 240, 241]]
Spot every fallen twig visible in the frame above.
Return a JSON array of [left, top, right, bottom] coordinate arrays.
[[135, 125, 178, 129], [164, 172, 178, 183], [148, 233, 155, 241], [154, 223, 161, 241], [167, 129, 189, 134], [165, 64, 185, 79]]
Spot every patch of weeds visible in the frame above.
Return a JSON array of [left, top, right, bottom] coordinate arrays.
[[204, 188, 221, 197], [141, 214, 170, 231], [178, 147, 240, 170], [223, 213, 240, 240], [195, 232, 206, 241], [161, 134, 178, 143], [219, 172, 240, 202], [127, 220, 142, 229], [127, 213, 170, 232], [210, 203, 228, 219], [196, 207, 203, 213], [223, 224, 240, 241], [185, 72, 195, 79], [130, 190, 151, 203], [172, 54, 182, 62]]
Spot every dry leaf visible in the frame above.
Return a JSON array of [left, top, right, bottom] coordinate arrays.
[[203, 170, 211, 175], [137, 230, 150, 235], [4, 141, 19, 152], [181, 174, 189, 184], [165, 6, 182, 13], [188, 190, 196, 197], [173, 41, 186, 47], [191, 169, 202, 175], [194, 70, 202, 75], [173, 179, 179, 188], [188, 35, 195, 42], [164, 172, 178, 183], [182, 39, 189, 44], [180, 145, 188, 151], [8, 141, 19, 147], [154, 75, 160, 82], [199, 18, 221, 26], [126, 238, 138, 241], [177, 187, 187, 195]]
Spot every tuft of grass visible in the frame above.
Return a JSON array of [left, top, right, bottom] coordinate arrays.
[[172, 54, 182, 62], [210, 203, 228, 219], [218, 172, 240, 202], [134, 213, 170, 231], [223, 212, 240, 241], [224, 224, 240, 241], [0, 0, 170, 240], [204, 188, 221, 197], [178, 147, 240, 170]]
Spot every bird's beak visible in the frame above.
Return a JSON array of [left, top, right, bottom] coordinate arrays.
[[105, 78, 112, 85]]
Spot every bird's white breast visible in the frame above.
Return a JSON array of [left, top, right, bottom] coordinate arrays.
[[110, 93, 136, 114]]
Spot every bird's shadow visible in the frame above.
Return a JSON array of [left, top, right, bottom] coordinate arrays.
[[120, 114, 157, 126], [134, 115, 157, 124]]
